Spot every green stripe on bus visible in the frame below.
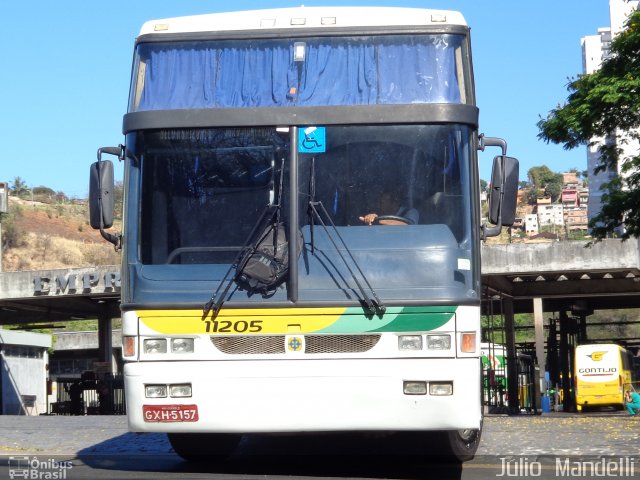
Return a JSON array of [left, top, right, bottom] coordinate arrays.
[[317, 306, 456, 333]]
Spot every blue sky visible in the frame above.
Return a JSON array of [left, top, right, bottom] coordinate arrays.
[[0, 1, 610, 198]]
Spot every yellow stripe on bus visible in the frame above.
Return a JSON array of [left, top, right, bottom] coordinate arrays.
[[138, 307, 348, 335]]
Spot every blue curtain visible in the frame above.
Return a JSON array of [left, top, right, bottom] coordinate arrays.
[[134, 35, 462, 112]]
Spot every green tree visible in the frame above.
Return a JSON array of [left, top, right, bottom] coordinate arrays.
[[32, 186, 55, 196], [581, 170, 589, 187], [527, 166, 564, 202], [545, 179, 564, 203], [526, 187, 541, 205], [55, 191, 69, 203], [10, 177, 29, 198], [527, 165, 554, 189], [32, 186, 55, 203], [537, 10, 640, 240]]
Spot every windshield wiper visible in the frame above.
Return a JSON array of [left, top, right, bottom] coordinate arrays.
[[203, 157, 285, 318], [203, 203, 278, 318], [307, 158, 385, 315]]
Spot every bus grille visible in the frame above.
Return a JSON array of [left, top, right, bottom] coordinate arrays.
[[305, 334, 381, 354], [210, 334, 381, 355], [211, 336, 286, 355]]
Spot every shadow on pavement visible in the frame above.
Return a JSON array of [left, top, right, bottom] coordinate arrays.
[[77, 432, 465, 479]]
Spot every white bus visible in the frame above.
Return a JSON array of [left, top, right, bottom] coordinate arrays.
[[89, 6, 518, 461]]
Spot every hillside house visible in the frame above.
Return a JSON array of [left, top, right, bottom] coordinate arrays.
[[537, 204, 564, 227], [525, 214, 539, 236], [565, 207, 589, 231]]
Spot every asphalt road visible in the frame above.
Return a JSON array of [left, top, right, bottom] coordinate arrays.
[[0, 413, 638, 480]]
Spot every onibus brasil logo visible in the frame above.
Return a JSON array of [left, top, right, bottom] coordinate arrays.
[[8, 456, 73, 479]]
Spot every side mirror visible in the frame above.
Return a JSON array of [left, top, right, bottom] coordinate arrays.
[[89, 160, 115, 229], [485, 155, 519, 237]]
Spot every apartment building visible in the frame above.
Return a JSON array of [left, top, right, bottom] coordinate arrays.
[[565, 208, 589, 231], [581, 0, 640, 233], [538, 204, 564, 227], [525, 214, 539, 236]]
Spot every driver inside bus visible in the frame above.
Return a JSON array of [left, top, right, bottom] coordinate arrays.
[[359, 191, 419, 226]]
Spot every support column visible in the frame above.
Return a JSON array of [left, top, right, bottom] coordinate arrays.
[[97, 304, 113, 373], [578, 314, 588, 343], [503, 296, 519, 415], [97, 302, 116, 415], [533, 298, 546, 398], [559, 310, 572, 412]]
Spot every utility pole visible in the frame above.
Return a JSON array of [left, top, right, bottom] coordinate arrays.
[[0, 182, 8, 272]]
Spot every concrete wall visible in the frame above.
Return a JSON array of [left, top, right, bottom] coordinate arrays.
[[481, 238, 640, 275], [54, 330, 121, 351], [0, 330, 51, 415]]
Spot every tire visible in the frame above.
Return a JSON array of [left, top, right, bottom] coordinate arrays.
[[441, 428, 482, 462], [410, 423, 482, 463], [168, 433, 241, 462]]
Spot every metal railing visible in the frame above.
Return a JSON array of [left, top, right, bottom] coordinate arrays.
[[51, 373, 125, 415]]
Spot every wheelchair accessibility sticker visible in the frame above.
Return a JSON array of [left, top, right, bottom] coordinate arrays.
[[298, 126, 326, 153]]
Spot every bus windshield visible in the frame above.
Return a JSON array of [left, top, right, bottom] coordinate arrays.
[[576, 344, 624, 382], [132, 123, 476, 302], [129, 34, 469, 111]]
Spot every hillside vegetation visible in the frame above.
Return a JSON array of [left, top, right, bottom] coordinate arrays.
[[1, 195, 120, 271]]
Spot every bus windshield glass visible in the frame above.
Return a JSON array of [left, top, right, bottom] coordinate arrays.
[[133, 124, 476, 302], [137, 128, 289, 265], [129, 34, 469, 111]]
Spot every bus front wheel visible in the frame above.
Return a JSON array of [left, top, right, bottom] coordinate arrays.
[[419, 426, 481, 462], [168, 433, 241, 462], [441, 428, 482, 461]]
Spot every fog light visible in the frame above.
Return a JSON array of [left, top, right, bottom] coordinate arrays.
[[403, 381, 427, 395], [427, 334, 451, 350], [143, 339, 167, 354], [171, 338, 194, 353], [429, 382, 453, 396], [170, 384, 192, 398], [398, 335, 423, 351], [145, 384, 167, 398]]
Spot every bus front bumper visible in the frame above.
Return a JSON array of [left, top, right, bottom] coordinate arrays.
[[124, 357, 482, 433]]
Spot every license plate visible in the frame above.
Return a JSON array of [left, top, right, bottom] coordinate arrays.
[[143, 404, 199, 422]]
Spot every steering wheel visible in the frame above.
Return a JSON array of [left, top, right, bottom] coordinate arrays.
[[375, 215, 413, 225]]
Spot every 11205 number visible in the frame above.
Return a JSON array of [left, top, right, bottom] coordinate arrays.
[[204, 319, 263, 333]]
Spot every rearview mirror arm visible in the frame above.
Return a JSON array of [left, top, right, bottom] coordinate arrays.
[[479, 135, 507, 240], [96, 146, 124, 249]]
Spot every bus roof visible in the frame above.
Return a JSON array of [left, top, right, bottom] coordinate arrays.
[[139, 7, 468, 36], [576, 343, 625, 351]]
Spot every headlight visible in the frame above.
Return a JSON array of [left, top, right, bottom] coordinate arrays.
[[427, 334, 451, 350], [398, 335, 423, 351], [170, 384, 192, 398], [145, 384, 167, 398], [143, 339, 167, 354], [171, 338, 194, 353], [429, 382, 453, 396], [403, 381, 427, 395]]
